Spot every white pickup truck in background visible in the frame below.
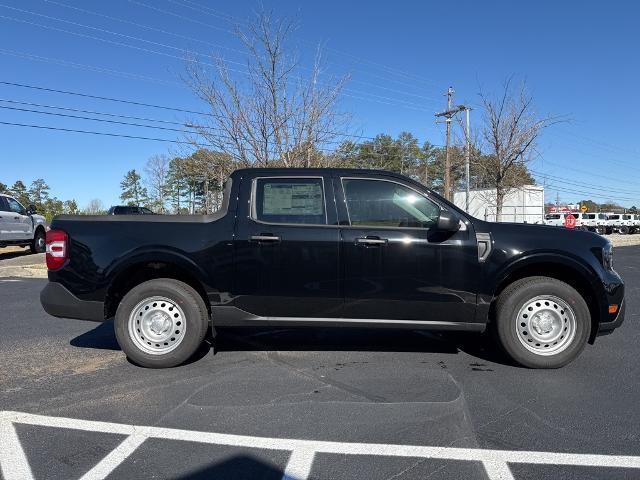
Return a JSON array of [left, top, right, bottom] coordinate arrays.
[[0, 193, 47, 253]]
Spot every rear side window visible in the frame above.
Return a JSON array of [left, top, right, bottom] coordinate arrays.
[[0, 196, 8, 211], [342, 178, 440, 228], [253, 177, 326, 225]]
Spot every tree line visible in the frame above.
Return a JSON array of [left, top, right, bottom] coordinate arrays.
[[0, 179, 79, 222], [118, 133, 537, 215]]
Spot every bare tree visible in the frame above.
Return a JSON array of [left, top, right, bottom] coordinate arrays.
[[185, 10, 350, 167], [477, 79, 560, 220], [84, 199, 104, 215], [145, 154, 170, 213]]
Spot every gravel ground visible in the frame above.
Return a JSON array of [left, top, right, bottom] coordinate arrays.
[[606, 233, 640, 247]]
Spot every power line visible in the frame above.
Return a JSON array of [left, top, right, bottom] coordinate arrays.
[[162, 0, 443, 100], [0, 104, 200, 135], [0, 101, 377, 147], [0, 98, 198, 126], [44, 0, 247, 56], [0, 48, 182, 88], [533, 157, 640, 184], [0, 80, 211, 115], [0, 119, 441, 160], [0, 81, 410, 142], [141, 0, 442, 90], [0, 7, 433, 112], [544, 183, 640, 203], [0, 119, 216, 146], [53, 0, 436, 95], [530, 169, 640, 196]]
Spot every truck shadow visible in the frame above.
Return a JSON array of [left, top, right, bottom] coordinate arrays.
[[0, 249, 31, 260], [70, 322, 510, 366]]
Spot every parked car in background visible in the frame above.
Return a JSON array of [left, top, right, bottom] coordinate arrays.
[[41, 168, 625, 370], [108, 206, 155, 215], [605, 213, 638, 235], [0, 193, 47, 253], [577, 212, 608, 234], [544, 212, 580, 228]]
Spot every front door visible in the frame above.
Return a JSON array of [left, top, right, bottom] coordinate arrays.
[[0, 197, 12, 241], [5, 197, 31, 241], [337, 176, 479, 324], [233, 174, 341, 318]]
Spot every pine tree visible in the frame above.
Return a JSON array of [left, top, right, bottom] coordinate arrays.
[[120, 169, 148, 206], [10, 180, 31, 207], [29, 178, 50, 211]]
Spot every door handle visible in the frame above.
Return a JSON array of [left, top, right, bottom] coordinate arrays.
[[14, 216, 20, 220], [356, 236, 388, 246], [249, 234, 281, 243]]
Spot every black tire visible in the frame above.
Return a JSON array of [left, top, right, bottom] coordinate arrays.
[[605, 227, 613, 235], [115, 278, 209, 368], [619, 226, 630, 235], [596, 226, 606, 235], [31, 228, 46, 254], [494, 276, 590, 368]]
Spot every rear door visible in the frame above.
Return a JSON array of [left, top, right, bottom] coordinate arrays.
[[336, 175, 479, 324], [233, 174, 341, 318]]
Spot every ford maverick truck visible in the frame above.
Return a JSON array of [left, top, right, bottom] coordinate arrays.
[[40, 168, 625, 368]]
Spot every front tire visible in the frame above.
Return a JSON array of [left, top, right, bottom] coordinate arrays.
[[115, 278, 209, 368], [494, 276, 590, 368], [31, 228, 45, 253]]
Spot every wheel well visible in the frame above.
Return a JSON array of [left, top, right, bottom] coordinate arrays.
[[34, 225, 45, 235], [491, 262, 601, 343], [104, 262, 210, 319]]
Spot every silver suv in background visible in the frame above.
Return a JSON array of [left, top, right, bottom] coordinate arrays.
[[0, 194, 47, 253]]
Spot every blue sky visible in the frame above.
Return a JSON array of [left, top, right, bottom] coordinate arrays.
[[0, 0, 639, 208]]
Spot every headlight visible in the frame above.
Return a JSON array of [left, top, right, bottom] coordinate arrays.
[[602, 243, 613, 270]]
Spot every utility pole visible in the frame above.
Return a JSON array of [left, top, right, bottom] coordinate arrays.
[[464, 107, 472, 212], [435, 87, 467, 202]]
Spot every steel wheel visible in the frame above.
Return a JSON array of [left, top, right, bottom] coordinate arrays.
[[127, 296, 186, 355], [515, 295, 577, 356]]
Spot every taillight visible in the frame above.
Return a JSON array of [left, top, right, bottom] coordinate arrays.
[[46, 229, 68, 270]]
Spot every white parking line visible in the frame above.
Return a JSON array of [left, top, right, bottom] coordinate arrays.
[[79, 434, 147, 480], [0, 420, 33, 480], [1, 410, 640, 480]]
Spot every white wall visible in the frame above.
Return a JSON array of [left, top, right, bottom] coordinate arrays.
[[453, 185, 544, 223]]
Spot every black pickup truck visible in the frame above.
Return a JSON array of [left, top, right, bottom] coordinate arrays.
[[41, 168, 624, 369]]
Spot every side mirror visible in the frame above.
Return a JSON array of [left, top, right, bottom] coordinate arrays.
[[437, 210, 461, 233], [27, 204, 37, 215]]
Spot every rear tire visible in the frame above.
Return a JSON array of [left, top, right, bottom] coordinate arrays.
[[115, 278, 209, 368], [494, 276, 590, 368], [619, 226, 630, 235], [31, 228, 45, 254]]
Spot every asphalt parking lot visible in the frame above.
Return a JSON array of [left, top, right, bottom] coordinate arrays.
[[1, 247, 639, 480]]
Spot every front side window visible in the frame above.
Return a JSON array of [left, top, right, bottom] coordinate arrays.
[[342, 178, 440, 229], [6, 197, 25, 215], [253, 177, 326, 225]]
